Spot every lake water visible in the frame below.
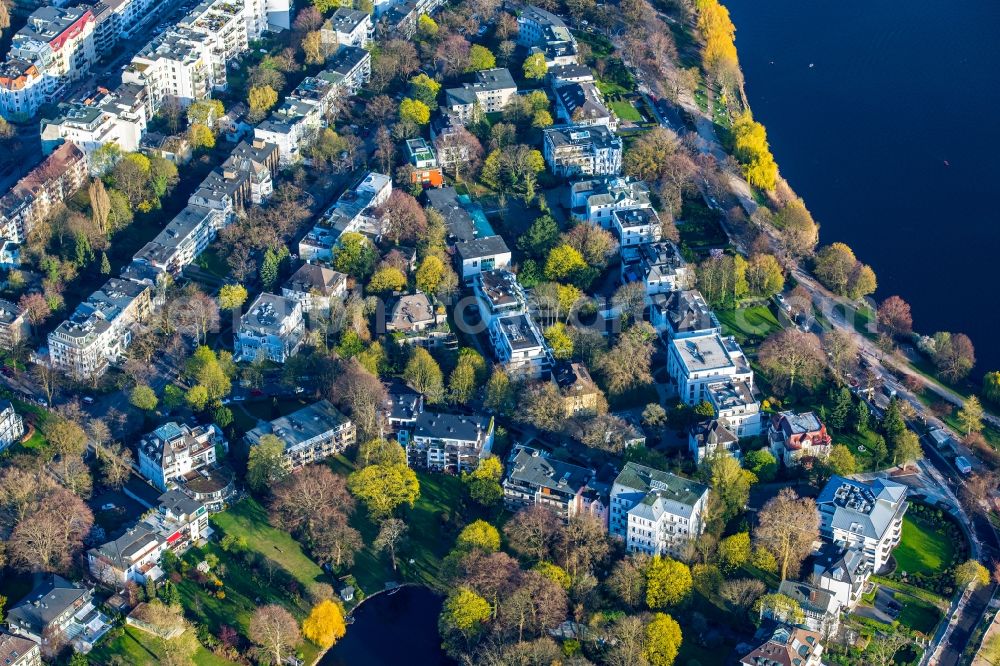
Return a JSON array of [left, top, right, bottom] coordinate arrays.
[[320, 586, 454, 666], [723, 0, 1000, 376]]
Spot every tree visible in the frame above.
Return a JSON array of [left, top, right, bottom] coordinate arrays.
[[399, 97, 431, 125], [415, 255, 444, 294], [564, 222, 618, 268], [247, 85, 279, 122], [129, 384, 158, 412], [248, 605, 300, 666], [439, 587, 491, 645], [523, 52, 547, 79], [188, 123, 215, 150], [744, 448, 778, 482], [717, 532, 752, 571], [823, 444, 857, 477], [823, 329, 859, 380], [358, 439, 406, 468], [218, 284, 248, 311], [745, 253, 785, 298], [96, 443, 132, 489], [645, 556, 692, 609], [983, 372, 1000, 405], [88, 178, 111, 235], [408, 73, 441, 106], [481, 145, 546, 202], [958, 396, 984, 436], [703, 453, 756, 524], [404, 348, 445, 403], [313, 514, 363, 570], [504, 505, 561, 561], [520, 381, 565, 431], [877, 295, 913, 336], [333, 232, 378, 278], [813, 243, 858, 295], [607, 555, 648, 608], [847, 263, 877, 300], [720, 578, 767, 615], [367, 266, 406, 295], [9, 489, 93, 573], [270, 465, 353, 543], [866, 631, 910, 666], [598, 322, 656, 394], [467, 44, 496, 71], [955, 559, 990, 588], [754, 488, 819, 580], [644, 613, 683, 666], [931, 331, 977, 381], [374, 517, 408, 570], [892, 429, 923, 469], [330, 360, 388, 441], [99, 252, 111, 275], [348, 463, 420, 519], [302, 599, 346, 648], [499, 571, 568, 642], [543, 323, 573, 360], [731, 112, 777, 190], [246, 434, 288, 492], [456, 520, 500, 553], [758, 329, 826, 393], [484, 367, 515, 415], [774, 199, 818, 257]]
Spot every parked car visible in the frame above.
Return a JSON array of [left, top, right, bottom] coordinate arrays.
[[955, 456, 972, 475]]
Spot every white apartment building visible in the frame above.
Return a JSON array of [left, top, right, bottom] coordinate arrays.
[[620, 241, 693, 297], [40, 83, 150, 160], [705, 379, 761, 438], [254, 98, 323, 164], [817, 476, 908, 573], [326, 45, 371, 96], [0, 299, 29, 351], [542, 125, 622, 178], [0, 400, 25, 454], [667, 332, 753, 406], [47, 277, 152, 378], [245, 400, 356, 470], [138, 422, 221, 492], [0, 142, 88, 245], [612, 207, 660, 247], [609, 462, 709, 560], [0, 59, 46, 121], [405, 411, 494, 474], [91, 0, 161, 52], [444, 68, 517, 123], [299, 171, 391, 259], [321, 8, 372, 48], [568, 176, 651, 227], [234, 293, 305, 363], [474, 270, 553, 379], [123, 30, 213, 112], [454, 235, 511, 283]]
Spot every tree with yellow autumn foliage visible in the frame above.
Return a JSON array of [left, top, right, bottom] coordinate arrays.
[[302, 599, 347, 649]]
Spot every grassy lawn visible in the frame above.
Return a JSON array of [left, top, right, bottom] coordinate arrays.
[[609, 100, 642, 122], [211, 498, 325, 587], [895, 592, 943, 635], [679, 199, 728, 250], [91, 627, 238, 666], [715, 304, 782, 343], [327, 455, 464, 596], [195, 248, 230, 280], [596, 79, 630, 97], [893, 514, 957, 576]]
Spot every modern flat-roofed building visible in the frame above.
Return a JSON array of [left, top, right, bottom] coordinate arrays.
[[454, 235, 511, 283], [444, 68, 517, 123], [473, 270, 552, 378], [543, 124, 622, 177], [326, 44, 371, 96], [234, 292, 304, 363], [816, 476, 907, 572], [706, 379, 760, 438], [40, 83, 150, 160], [568, 176, 650, 227], [321, 8, 372, 47], [245, 399, 356, 470], [48, 277, 152, 378], [502, 445, 609, 525], [666, 332, 753, 406], [405, 411, 494, 473], [517, 4, 577, 66], [612, 207, 660, 247], [609, 462, 709, 560], [405, 137, 443, 187]]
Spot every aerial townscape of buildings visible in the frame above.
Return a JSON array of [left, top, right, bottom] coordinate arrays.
[[0, 0, 994, 664]]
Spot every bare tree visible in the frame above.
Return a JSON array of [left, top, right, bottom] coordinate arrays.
[[758, 329, 826, 393], [374, 517, 407, 570], [270, 464, 354, 542], [248, 605, 300, 666], [753, 488, 819, 581], [330, 359, 388, 441], [96, 442, 133, 489], [503, 505, 561, 561]]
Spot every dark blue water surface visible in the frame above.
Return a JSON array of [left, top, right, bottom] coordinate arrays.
[[724, 0, 1000, 375], [320, 586, 454, 666]]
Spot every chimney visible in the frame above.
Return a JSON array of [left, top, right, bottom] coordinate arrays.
[[252, 138, 265, 149], [223, 169, 237, 180]]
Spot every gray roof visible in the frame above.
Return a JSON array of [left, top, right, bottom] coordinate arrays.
[[8, 575, 88, 634], [328, 45, 369, 78], [413, 411, 491, 443], [778, 580, 839, 615], [89, 522, 160, 569], [388, 293, 435, 331], [504, 446, 600, 496], [246, 400, 351, 453], [544, 124, 621, 151], [425, 187, 476, 243], [455, 235, 510, 262], [671, 333, 744, 373], [325, 7, 368, 33], [547, 63, 594, 82], [817, 476, 907, 541], [0, 298, 24, 327], [652, 290, 718, 334], [690, 419, 737, 447], [283, 263, 346, 296], [614, 462, 708, 519], [240, 293, 298, 336], [812, 543, 868, 585], [707, 379, 757, 411]]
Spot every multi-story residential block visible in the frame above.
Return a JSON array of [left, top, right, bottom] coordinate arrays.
[[542, 124, 622, 177], [817, 475, 907, 572], [405, 137, 443, 187], [40, 83, 150, 160], [612, 207, 661, 247], [473, 270, 552, 379], [667, 332, 753, 406], [47, 277, 152, 378], [553, 361, 603, 417], [775, 580, 841, 638], [0, 631, 40, 666], [429, 110, 472, 170], [383, 381, 423, 434], [689, 419, 738, 465], [0, 142, 87, 245], [0, 298, 29, 351], [234, 292, 304, 363], [552, 80, 615, 129], [281, 263, 347, 315], [254, 98, 323, 164], [547, 62, 594, 84], [300, 172, 392, 259], [245, 399, 356, 470], [123, 30, 213, 112], [706, 379, 761, 438], [568, 176, 651, 227], [650, 289, 720, 339], [91, 0, 161, 52], [131, 204, 219, 276], [7, 575, 110, 653], [809, 543, 870, 611], [517, 4, 577, 66], [738, 625, 823, 666], [326, 44, 371, 96], [620, 241, 692, 296], [404, 411, 494, 473], [609, 462, 709, 560], [0, 5, 96, 119], [502, 445, 609, 525], [444, 68, 517, 123], [88, 490, 209, 584], [321, 8, 373, 47], [454, 235, 511, 283], [137, 421, 221, 492], [767, 411, 832, 466], [0, 400, 25, 454]]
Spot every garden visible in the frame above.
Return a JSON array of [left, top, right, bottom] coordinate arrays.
[[884, 502, 967, 598]]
